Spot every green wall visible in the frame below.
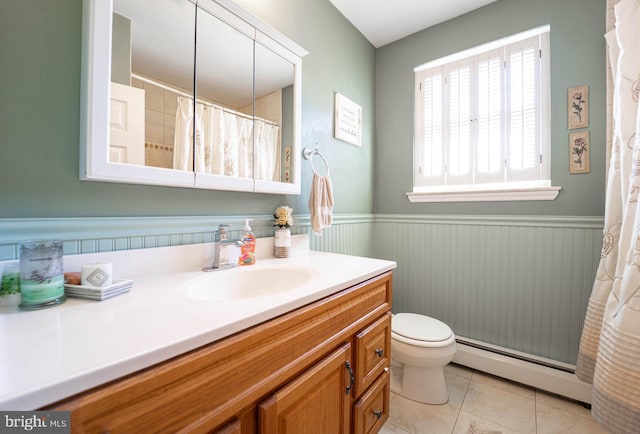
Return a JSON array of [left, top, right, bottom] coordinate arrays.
[[0, 0, 607, 365], [0, 0, 375, 218], [0, 0, 605, 218], [374, 0, 606, 216]]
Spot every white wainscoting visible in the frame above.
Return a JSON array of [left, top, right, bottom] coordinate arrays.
[[0, 213, 602, 367], [310, 214, 603, 365]]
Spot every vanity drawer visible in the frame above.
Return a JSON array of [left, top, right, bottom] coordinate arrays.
[[353, 369, 390, 434], [354, 313, 391, 397]]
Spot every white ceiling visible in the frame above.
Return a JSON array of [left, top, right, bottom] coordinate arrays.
[[328, 0, 499, 48]]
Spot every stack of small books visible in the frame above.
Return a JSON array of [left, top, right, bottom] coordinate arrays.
[[64, 279, 133, 301]]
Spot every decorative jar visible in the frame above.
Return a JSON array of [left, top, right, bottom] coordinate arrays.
[[274, 227, 291, 258], [273, 205, 293, 258], [19, 240, 66, 310]]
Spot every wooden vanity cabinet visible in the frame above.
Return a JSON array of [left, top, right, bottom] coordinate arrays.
[[46, 272, 392, 434]]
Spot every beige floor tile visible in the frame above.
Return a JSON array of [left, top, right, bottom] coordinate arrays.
[[452, 410, 526, 434], [380, 420, 413, 434], [461, 380, 536, 434], [535, 391, 592, 419], [388, 394, 460, 434], [445, 363, 474, 381], [446, 370, 472, 409], [536, 402, 608, 434], [470, 371, 536, 400]]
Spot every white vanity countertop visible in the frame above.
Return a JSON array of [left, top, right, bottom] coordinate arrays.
[[0, 237, 396, 410]]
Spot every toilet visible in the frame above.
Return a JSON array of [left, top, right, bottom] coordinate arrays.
[[391, 313, 457, 404]]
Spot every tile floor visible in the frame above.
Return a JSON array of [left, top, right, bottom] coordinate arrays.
[[381, 364, 607, 434]]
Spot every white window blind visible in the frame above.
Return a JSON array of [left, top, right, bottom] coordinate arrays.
[[413, 27, 550, 194]]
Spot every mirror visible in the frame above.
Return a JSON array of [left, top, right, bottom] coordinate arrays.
[[111, 0, 195, 175], [193, 2, 255, 191], [252, 37, 297, 193], [80, 0, 306, 193]]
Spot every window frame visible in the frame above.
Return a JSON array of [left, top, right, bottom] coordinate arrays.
[[409, 26, 559, 203]]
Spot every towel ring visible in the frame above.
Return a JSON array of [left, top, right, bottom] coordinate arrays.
[[302, 146, 330, 176]]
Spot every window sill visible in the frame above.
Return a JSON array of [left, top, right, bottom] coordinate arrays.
[[406, 186, 561, 203]]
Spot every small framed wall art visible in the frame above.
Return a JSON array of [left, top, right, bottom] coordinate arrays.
[[568, 85, 589, 130], [569, 131, 590, 174], [334, 93, 362, 147]]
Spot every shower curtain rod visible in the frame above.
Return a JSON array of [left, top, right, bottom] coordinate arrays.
[[131, 73, 279, 127]]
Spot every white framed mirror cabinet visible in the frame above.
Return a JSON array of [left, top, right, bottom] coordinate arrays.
[[80, 0, 307, 194]]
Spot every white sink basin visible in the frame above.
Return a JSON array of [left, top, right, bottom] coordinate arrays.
[[181, 266, 314, 301]]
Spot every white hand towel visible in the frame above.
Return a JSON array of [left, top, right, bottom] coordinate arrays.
[[309, 173, 334, 235]]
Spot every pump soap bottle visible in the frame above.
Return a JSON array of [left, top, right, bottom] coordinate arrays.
[[238, 219, 256, 265]]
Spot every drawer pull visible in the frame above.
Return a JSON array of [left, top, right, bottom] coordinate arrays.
[[345, 360, 355, 395], [375, 348, 384, 357], [373, 410, 383, 419]]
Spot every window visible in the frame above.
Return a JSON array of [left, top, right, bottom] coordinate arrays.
[[409, 26, 559, 202]]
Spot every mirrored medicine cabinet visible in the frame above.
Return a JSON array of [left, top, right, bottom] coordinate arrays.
[[80, 0, 307, 194]]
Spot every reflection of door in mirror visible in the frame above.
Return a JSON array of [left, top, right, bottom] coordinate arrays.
[[109, 82, 144, 164], [111, 0, 195, 172]]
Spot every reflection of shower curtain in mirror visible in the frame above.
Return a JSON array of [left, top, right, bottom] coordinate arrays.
[[173, 97, 278, 181], [202, 105, 224, 175], [173, 97, 195, 171], [255, 119, 280, 181]]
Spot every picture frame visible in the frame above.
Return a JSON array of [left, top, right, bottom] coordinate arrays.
[[568, 85, 589, 130], [569, 131, 590, 174], [334, 93, 362, 147]]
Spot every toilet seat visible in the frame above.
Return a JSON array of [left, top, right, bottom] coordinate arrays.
[[392, 313, 455, 347]]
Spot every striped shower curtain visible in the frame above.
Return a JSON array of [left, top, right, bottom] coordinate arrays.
[[576, 0, 640, 432]]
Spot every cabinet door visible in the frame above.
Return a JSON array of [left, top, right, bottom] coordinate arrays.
[[353, 369, 390, 434], [259, 344, 352, 434], [355, 313, 391, 397]]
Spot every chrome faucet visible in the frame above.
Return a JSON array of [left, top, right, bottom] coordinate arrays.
[[202, 224, 244, 272]]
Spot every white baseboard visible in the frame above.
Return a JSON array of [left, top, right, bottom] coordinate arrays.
[[454, 338, 592, 404]]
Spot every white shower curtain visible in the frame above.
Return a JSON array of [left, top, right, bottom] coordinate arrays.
[[174, 99, 273, 180], [173, 96, 195, 171], [237, 117, 254, 179], [576, 0, 640, 431], [254, 119, 280, 181], [200, 105, 224, 175]]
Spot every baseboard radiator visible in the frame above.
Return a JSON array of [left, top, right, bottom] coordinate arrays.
[[454, 336, 592, 404]]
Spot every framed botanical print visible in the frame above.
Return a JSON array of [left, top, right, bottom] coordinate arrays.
[[569, 131, 590, 174], [568, 85, 589, 130]]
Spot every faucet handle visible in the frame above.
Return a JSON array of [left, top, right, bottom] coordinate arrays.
[[217, 224, 232, 241], [218, 224, 232, 233]]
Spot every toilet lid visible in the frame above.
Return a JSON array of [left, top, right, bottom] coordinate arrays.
[[392, 313, 453, 342]]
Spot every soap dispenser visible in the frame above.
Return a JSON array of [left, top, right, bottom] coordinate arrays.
[[238, 219, 256, 265]]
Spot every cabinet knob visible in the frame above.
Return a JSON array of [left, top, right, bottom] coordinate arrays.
[[375, 348, 384, 357], [373, 410, 383, 419]]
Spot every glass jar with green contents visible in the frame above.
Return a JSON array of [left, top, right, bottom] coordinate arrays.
[[19, 240, 66, 309], [0, 261, 21, 307]]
